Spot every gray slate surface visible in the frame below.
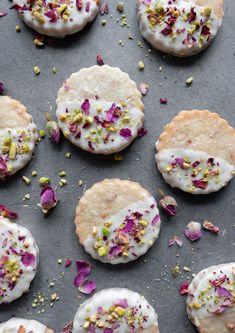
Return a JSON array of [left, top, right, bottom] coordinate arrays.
[[0, 0, 235, 332]]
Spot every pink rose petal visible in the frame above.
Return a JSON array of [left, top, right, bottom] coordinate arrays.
[[21, 252, 36, 267], [76, 260, 91, 276], [79, 280, 96, 294]]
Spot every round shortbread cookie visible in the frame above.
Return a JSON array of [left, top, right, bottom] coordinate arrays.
[[0, 217, 39, 304], [56, 65, 145, 154], [155, 110, 235, 194], [0, 96, 37, 181], [75, 179, 161, 264], [137, 0, 224, 57], [72, 288, 160, 333], [12, 0, 100, 38], [0, 318, 54, 333], [187, 263, 235, 333]]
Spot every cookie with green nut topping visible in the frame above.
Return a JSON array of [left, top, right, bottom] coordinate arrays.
[[0, 96, 37, 181], [12, 0, 100, 38], [0, 318, 54, 333], [137, 0, 224, 57], [56, 65, 145, 155], [75, 178, 161, 264], [155, 110, 235, 194], [72, 288, 160, 333]]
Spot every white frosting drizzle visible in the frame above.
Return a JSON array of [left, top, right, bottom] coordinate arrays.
[[83, 196, 161, 264], [0, 217, 39, 304], [138, 0, 222, 56], [56, 99, 144, 154], [0, 318, 47, 333], [73, 288, 159, 333], [156, 148, 234, 194], [13, 0, 99, 38], [0, 124, 37, 180], [187, 263, 235, 325]]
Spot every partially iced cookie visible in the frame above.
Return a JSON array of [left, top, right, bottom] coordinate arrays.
[[0, 96, 37, 181], [56, 65, 145, 154], [73, 288, 160, 333], [187, 263, 235, 333], [0, 217, 39, 304], [156, 110, 235, 194], [12, 0, 100, 38], [137, 0, 224, 57], [75, 179, 161, 264], [0, 318, 54, 333]]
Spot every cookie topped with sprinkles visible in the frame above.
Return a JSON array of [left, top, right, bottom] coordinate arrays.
[[75, 179, 161, 264], [0, 216, 39, 304], [137, 0, 224, 56], [156, 110, 235, 194], [0, 96, 37, 181], [12, 0, 100, 38], [72, 288, 160, 333], [56, 65, 145, 155], [0, 318, 54, 333]]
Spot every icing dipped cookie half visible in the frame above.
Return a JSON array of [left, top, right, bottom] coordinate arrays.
[[75, 179, 161, 264], [0, 96, 37, 181], [137, 0, 224, 57], [72, 288, 160, 333], [0, 217, 39, 304], [156, 110, 235, 194], [12, 0, 100, 38], [187, 263, 235, 333], [0, 318, 54, 333], [56, 65, 145, 155]]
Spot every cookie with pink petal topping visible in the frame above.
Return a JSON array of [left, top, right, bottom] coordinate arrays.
[[137, 0, 224, 57], [155, 110, 235, 194], [12, 0, 100, 38], [56, 65, 145, 154], [0, 96, 37, 181], [187, 263, 235, 333], [75, 179, 161, 264], [0, 216, 39, 304], [0, 318, 54, 333], [73, 288, 160, 333]]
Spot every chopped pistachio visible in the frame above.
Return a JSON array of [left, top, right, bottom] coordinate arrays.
[[39, 130, 45, 138], [138, 61, 145, 70], [59, 179, 67, 187], [65, 152, 71, 158], [52, 66, 57, 74], [34, 66, 41, 75], [78, 179, 83, 186], [39, 177, 50, 186], [34, 37, 44, 47], [23, 193, 31, 200], [22, 176, 31, 185], [59, 170, 66, 177], [15, 25, 21, 33], [32, 170, 38, 177], [117, 2, 124, 12], [101, 19, 106, 26], [186, 77, 194, 85]]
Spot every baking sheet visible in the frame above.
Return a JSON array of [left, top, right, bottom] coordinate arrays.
[[0, 0, 235, 332]]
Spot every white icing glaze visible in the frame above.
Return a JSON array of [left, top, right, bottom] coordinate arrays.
[[73, 288, 159, 333], [0, 124, 37, 180], [0, 217, 39, 304], [137, 0, 222, 56], [56, 99, 144, 154], [13, 0, 99, 38], [187, 263, 235, 326], [0, 318, 47, 333], [156, 148, 234, 194], [83, 196, 161, 264]]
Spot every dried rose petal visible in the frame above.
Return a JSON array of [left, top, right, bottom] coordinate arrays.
[[65, 258, 72, 268], [100, 0, 109, 15], [74, 273, 84, 287], [119, 128, 132, 140], [76, 260, 91, 276], [0, 157, 8, 177], [122, 219, 134, 233], [218, 286, 232, 300], [201, 25, 210, 36], [76, 0, 83, 11], [46, 120, 60, 143], [179, 281, 189, 295], [210, 275, 227, 287], [0, 81, 4, 94], [44, 9, 58, 22], [106, 104, 118, 123], [96, 53, 104, 66], [175, 158, 184, 168], [192, 179, 208, 189], [161, 26, 172, 36], [160, 98, 168, 104], [203, 220, 220, 234], [114, 299, 128, 308], [108, 245, 122, 258], [0, 204, 18, 219], [79, 280, 96, 294], [138, 83, 149, 96], [61, 322, 73, 333], [169, 236, 182, 247], [21, 252, 36, 267], [188, 8, 196, 23], [0, 10, 7, 17], [137, 127, 148, 138], [152, 215, 160, 225], [184, 221, 202, 242], [85, 1, 90, 12], [160, 195, 177, 217], [40, 185, 58, 213], [81, 99, 90, 115]]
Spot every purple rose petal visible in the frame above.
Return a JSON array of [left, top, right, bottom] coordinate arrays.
[[169, 236, 183, 247], [108, 245, 122, 258], [137, 127, 148, 138], [120, 128, 132, 140], [74, 273, 84, 288], [79, 280, 96, 294], [0, 81, 4, 94], [100, 0, 109, 15], [76, 260, 91, 276], [152, 215, 160, 225], [81, 99, 90, 115], [61, 322, 73, 333], [218, 286, 232, 300], [21, 252, 36, 267], [185, 221, 202, 242]]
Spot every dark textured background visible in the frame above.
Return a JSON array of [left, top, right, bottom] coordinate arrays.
[[0, 0, 235, 332]]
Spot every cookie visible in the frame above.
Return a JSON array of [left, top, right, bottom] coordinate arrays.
[[0, 216, 39, 304], [0, 318, 54, 333], [137, 0, 224, 57], [56, 65, 145, 154], [0, 96, 37, 181], [187, 263, 235, 333], [155, 110, 235, 194], [12, 0, 99, 38], [72, 288, 160, 333], [75, 179, 161, 264]]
